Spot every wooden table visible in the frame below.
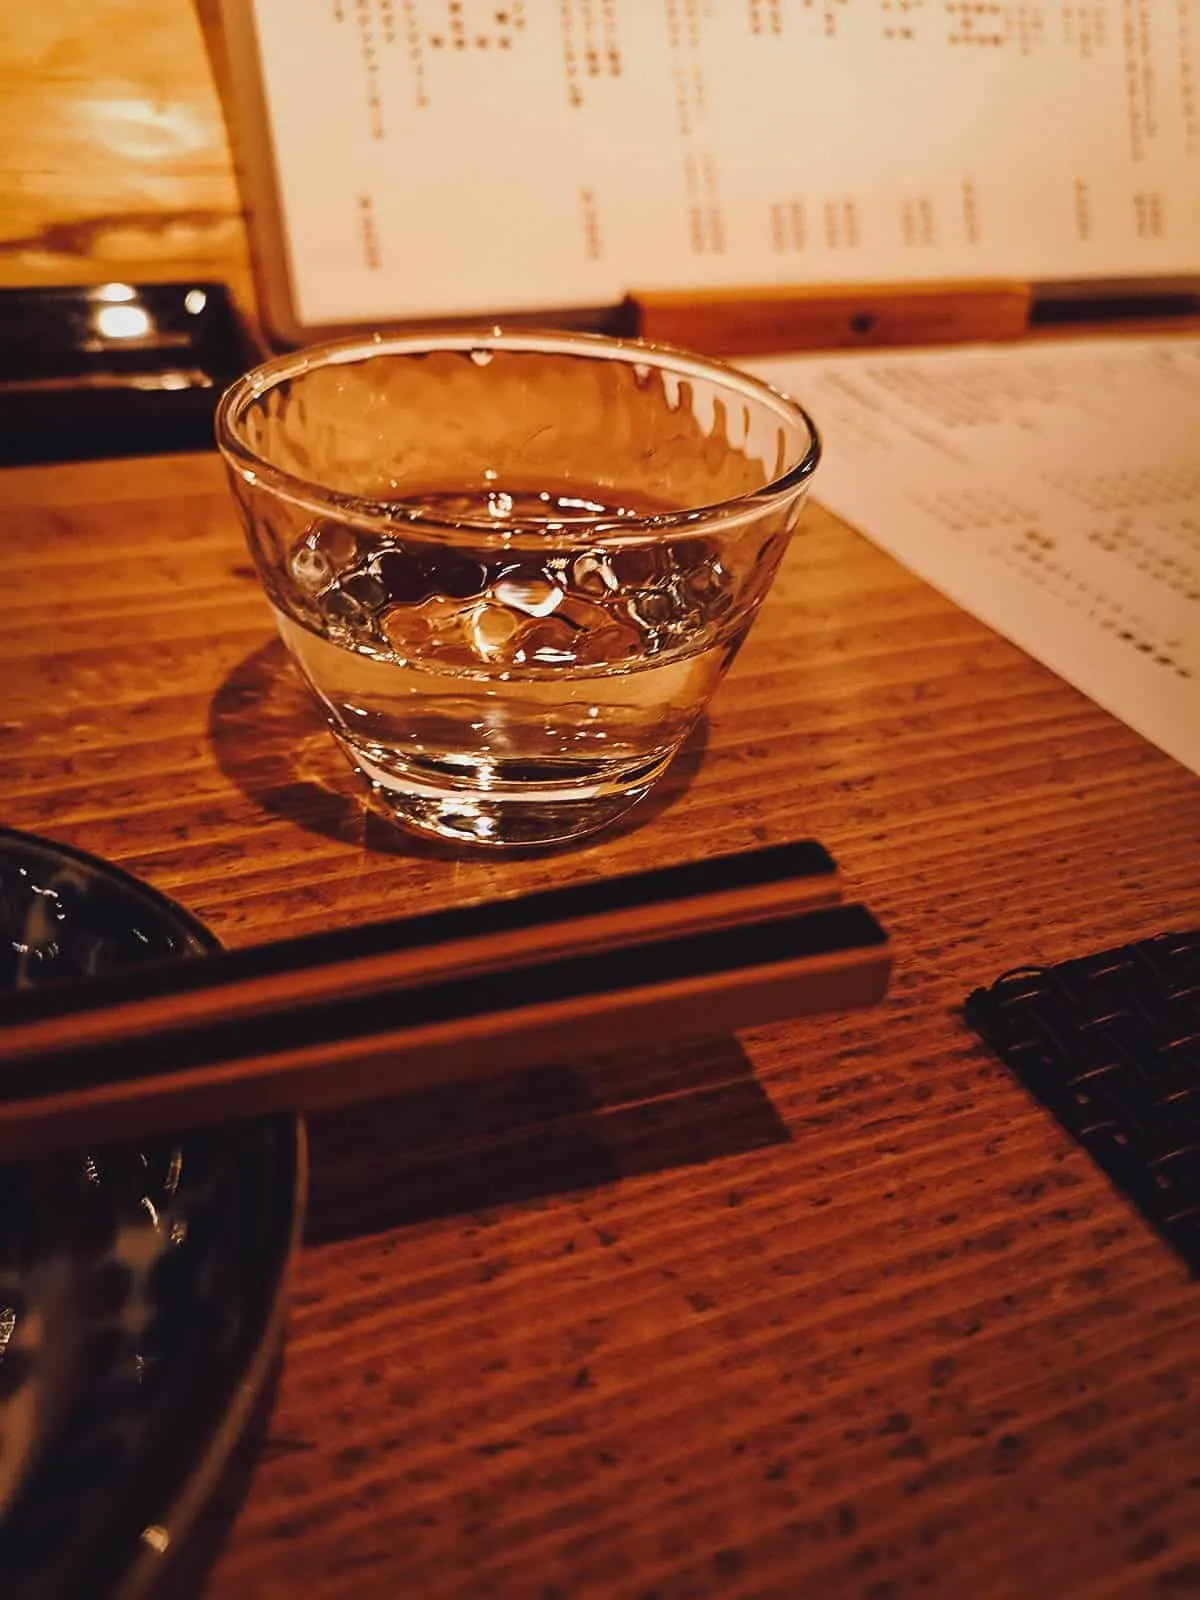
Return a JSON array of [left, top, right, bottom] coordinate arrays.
[[4, 451, 1199, 1599]]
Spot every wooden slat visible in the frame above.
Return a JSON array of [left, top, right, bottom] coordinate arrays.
[[632, 280, 1033, 356], [632, 282, 1200, 357]]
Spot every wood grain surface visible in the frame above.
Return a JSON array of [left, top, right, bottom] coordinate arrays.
[[3, 451, 1199, 1598], [632, 282, 1034, 356], [1, 3, 254, 308], [7, 5, 1199, 1593]]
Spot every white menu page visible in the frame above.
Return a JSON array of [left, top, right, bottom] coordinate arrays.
[[747, 336, 1200, 776], [240, 0, 1200, 327]]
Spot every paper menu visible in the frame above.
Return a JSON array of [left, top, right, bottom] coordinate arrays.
[[233, 0, 1200, 332], [745, 336, 1200, 777]]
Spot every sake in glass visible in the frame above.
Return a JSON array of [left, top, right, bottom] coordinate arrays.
[[216, 329, 819, 847]]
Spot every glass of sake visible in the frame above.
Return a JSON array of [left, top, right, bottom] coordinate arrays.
[[216, 329, 820, 848]]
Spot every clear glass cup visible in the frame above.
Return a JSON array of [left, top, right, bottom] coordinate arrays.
[[215, 329, 819, 847]]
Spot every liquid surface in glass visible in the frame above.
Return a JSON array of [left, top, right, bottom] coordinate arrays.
[[266, 479, 779, 844]]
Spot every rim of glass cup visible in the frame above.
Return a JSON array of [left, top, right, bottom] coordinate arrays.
[[214, 328, 821, 545]]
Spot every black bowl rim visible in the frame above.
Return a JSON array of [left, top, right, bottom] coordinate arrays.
[[117, 1117, 307, 1600], [0, 826, 220, 957], [0, 824, 307, 1600]]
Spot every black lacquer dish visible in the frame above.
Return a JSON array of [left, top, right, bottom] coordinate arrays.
[[0, 827, 306, 1599]]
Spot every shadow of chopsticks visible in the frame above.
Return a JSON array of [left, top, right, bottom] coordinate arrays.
[[302, 1035, 787, 1244]]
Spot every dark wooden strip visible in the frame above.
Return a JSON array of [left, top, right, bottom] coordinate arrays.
[[0, 836, 837, 1027], [0, 906, 890, 1160]]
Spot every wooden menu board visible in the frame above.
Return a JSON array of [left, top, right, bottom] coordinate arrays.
[[217, 0, 1200, 346]]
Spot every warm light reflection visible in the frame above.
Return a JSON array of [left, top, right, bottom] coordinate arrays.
[[184, 288, 208, 315], [95, 304, 153, 339], [94, 282, 137, 303], [84, 97, 209, 157]]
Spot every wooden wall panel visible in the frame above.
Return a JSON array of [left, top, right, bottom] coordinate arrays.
[[0, 3, 255, 310]]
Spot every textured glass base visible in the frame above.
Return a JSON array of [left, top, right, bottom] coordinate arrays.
[[344, 741, 673, 848]]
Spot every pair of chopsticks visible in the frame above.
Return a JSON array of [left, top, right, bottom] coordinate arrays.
[[0, 841, 890, 1160]]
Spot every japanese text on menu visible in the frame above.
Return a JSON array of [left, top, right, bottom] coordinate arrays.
[[251, 0, 1200, 323]]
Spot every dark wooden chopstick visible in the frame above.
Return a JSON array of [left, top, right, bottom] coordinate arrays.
[[0, 841, 890, 1160], [1, 839, 843, 1044]]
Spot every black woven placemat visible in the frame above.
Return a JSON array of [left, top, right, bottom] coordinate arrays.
[[964, 930, 1200, 1276]]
